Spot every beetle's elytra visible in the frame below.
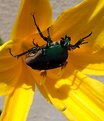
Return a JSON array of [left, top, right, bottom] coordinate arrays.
[[9, 15, 92, 70]]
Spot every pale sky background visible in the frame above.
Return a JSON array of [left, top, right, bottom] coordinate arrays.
[[0, 0, 103, 121]]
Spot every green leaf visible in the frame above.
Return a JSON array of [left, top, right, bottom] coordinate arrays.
[[0, 110, 2, 115], [0, 37, 3, 45]]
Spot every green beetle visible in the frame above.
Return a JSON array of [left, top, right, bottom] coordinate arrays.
[[9, 15, 92, 70]]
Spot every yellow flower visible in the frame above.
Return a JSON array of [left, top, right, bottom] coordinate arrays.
[[0, 0, 104, 121]]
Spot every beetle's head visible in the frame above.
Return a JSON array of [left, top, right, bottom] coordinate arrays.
[[60, 35, 71, 48]]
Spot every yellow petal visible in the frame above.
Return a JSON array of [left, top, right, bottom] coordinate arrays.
[[0, 84, 34, 121], [36, 70, 104, 121], [49, 0, 104, 76], [69, 49, 104, 75], [0, 41, 19, 95], [51, 0, 104, 52], [0, 40, 35, 95], [11, 0, 52, 41]]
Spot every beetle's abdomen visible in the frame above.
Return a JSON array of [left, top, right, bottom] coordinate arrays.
[[26, 45, 68, 70]]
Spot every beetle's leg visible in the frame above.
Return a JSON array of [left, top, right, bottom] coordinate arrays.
[[47, 27, 52, 42], [32, 39, 36, 46], [61, 61, 68, 70], [68, 32, 92, 50], [40, 70, 47, 84], [47, 27, 50, 38], [9, 46, 39, 58], [32, 15, 52, 45], [46, 27, 53, 46], [9, 48, 29, 58], [40, 70, 47, 77], [57, 61, 67, 78], [74, 32, 92, 47], [32, 39, 39, 47], [32, 15, 51, 43]]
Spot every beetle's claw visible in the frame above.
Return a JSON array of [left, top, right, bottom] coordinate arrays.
[[9, 48, 17, 58], [32, 39, 39, 47], [78, 32, 92, 46], [81, 41, 88, 45], [68, 32, 92, 50], [82, 32, 92, 40], [40, 70, 47, 77], [40, 70, 47, 84]]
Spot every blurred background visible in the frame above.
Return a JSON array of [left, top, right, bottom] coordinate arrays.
[[0, 0, 103, 121]]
